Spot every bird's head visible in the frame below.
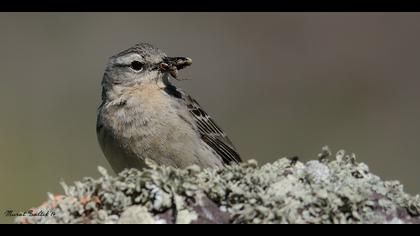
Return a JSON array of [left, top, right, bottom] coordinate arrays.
[[103, 43, 192, 88]]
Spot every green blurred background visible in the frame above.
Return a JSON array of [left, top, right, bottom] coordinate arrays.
[[1, 13, 420, 223]]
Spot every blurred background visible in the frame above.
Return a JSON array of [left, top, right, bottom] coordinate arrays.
[[1, 13, 420, 223]]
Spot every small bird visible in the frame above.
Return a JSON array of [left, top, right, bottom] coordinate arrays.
[[97, 43, 241, 173]]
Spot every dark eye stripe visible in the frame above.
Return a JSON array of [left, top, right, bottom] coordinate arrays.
[[114, 63, 131, 68], [114, 62, 150, 70]]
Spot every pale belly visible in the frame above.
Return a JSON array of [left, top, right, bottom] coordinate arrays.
[[97, 88, 223, 173]]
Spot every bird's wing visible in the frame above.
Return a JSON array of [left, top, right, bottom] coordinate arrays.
[[180, 91, 242, 165]]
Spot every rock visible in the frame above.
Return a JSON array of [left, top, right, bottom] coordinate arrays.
[[16, 147, 420, 224]]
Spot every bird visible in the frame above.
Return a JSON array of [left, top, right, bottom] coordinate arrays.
[[96, 43, 241, 173]]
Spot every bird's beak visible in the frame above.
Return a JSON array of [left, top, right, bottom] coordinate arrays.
[[160, 57, 192, 79], [163, 57, 193, 70]]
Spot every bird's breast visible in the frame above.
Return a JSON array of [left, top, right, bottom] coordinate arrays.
[[100, 83, 194, 144]]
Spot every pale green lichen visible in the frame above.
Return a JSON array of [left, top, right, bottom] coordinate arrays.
[[16, 147, 420, 224], [117, 206, 156, 224]]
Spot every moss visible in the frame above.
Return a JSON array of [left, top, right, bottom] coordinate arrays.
[[16, 147, 420, 224]]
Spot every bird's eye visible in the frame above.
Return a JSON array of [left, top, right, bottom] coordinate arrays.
[[130, 61, 144, 71]]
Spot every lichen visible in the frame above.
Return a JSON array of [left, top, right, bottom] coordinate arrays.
[[16, 147, 420, 224], [117, 206, 156, 224]]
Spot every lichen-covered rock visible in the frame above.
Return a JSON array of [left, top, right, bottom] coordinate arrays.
[[16, 147, 420, 224], [117, 206, 156, 224]]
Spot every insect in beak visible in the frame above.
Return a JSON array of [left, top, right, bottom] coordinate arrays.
[[159, 57, 192, 79]]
